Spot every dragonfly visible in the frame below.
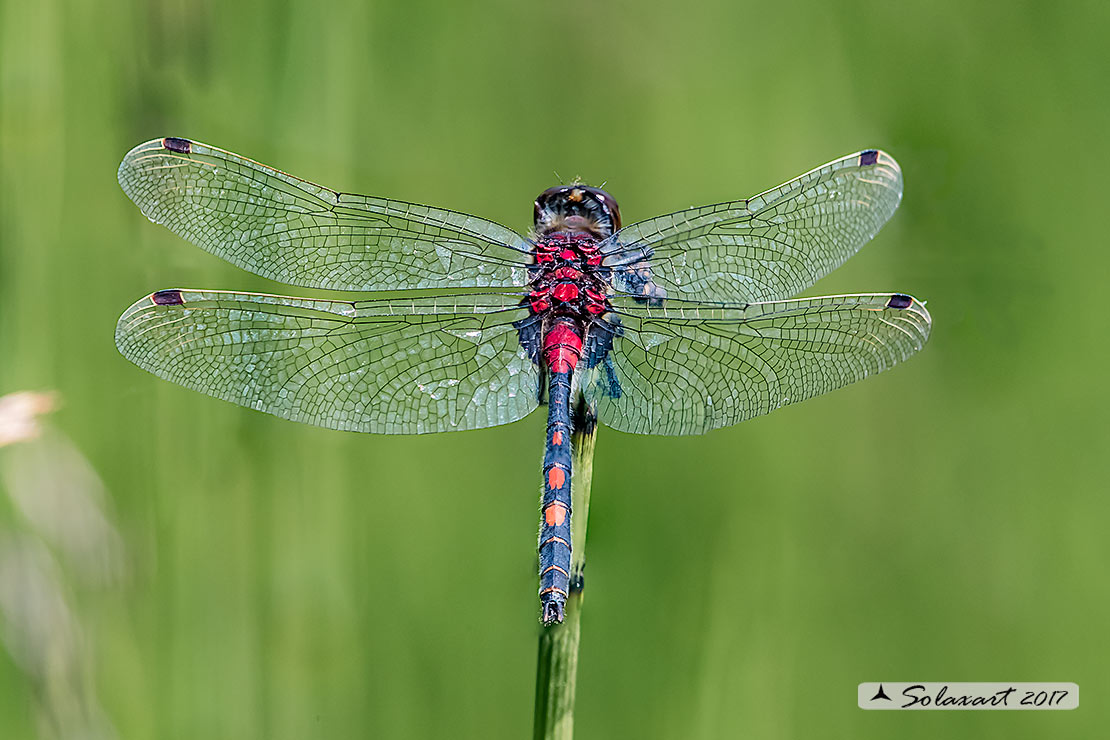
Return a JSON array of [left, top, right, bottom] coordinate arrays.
[[115, 137, 931, 624]]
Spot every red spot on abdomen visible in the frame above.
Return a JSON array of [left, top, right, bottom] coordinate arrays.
[[543, 322, 582, 373], [544, 502, 568, 526], [552, 430, 564, 446]]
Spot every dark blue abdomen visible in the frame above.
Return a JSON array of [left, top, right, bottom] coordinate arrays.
[[538, 369, 574, 624]]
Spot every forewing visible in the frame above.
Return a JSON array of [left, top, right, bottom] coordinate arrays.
[[605, 150, 903, 303], [119, 138, 530, 291], [584, 293, 930, 435], [116, 290, 540, 434]]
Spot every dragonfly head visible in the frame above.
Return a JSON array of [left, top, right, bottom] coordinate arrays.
[[534, 185, 622, 239]]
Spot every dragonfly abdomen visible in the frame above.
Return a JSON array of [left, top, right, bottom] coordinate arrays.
[[536, 316, 584, 625]]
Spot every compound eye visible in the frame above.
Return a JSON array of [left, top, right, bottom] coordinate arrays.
[[588, 188, 622, 232], [535, 186, 570, 207], [534, 186, 571, 225]]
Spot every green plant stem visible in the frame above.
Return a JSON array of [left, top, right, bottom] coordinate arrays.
[[533, 405, 597, 740]]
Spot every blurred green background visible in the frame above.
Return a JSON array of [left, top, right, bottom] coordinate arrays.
[[1, 0, 1107, 738]]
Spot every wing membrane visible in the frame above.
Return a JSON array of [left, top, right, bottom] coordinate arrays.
[[605, 150, 903, 303], [118, 138, 530, 291], [116, 290, 540, 433], [584, 293, 930, 435]]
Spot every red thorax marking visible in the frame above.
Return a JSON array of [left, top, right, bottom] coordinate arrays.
[[552, 283, 579, 303], [553, 266, 582, 280]]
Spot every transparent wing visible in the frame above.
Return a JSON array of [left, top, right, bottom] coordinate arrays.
[[604, 150, 903, 303], [116, 289, 540, 434], [583, 293, 930, 435], [118, 138, 531, 291]]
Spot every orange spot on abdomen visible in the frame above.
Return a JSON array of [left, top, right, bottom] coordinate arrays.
[[552, 430, 564, 446], [547, 466, 567, 491], [544, 503, 568, 527]]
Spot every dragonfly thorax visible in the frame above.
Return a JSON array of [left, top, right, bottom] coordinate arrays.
[[528, 233, 611, 317], [526, 232, 614, 374]]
